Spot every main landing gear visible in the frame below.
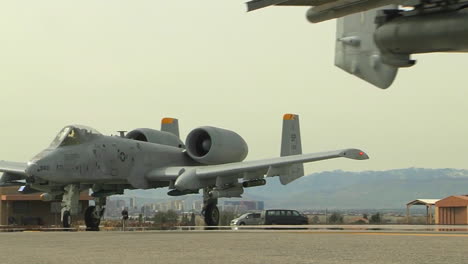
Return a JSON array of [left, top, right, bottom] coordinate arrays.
[[202, 187, 219, 226], [84, 197, 106, 231], [60, 184, 105, 231]]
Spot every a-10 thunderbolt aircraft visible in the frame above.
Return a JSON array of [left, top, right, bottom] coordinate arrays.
[[246, 0, 468, 88], [0, 114, 368, 230]]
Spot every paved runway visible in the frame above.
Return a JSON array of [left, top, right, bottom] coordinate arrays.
[[0, 230, 467, 264]]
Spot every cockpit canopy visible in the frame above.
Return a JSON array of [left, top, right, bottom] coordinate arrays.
[[50, 125, 101, 148]]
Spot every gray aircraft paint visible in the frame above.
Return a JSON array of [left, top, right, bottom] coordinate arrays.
[[245, 0, 468, 88], [161, 118, 181, 138], [1, 115, 368, 191], [335, 5, 399, 89], [279, 114, 304, 185], [0, 115, 368, 227]]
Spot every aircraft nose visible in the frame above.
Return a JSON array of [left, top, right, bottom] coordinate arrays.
[[25, 162, 39, 177]]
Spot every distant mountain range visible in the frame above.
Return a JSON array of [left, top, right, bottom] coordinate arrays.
[[119, 168, 468, 209]]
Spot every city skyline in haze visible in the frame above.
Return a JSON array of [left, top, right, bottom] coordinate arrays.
[[1, 1, 467, 174]]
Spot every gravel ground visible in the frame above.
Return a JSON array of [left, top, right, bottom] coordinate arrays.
[[0, 230, 467, 264]]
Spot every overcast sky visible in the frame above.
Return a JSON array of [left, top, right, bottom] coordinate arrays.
[[1, 1, 467, 174]]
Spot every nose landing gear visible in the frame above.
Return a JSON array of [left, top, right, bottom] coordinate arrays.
[[61, 184, 79, 229], [59, 184, 106, 231], [62, 210, 71, 228]]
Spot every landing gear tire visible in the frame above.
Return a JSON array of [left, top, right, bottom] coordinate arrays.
[[204, 204, 219, 226], [62, 210, 71, 228], [85, 206, 101, 231]]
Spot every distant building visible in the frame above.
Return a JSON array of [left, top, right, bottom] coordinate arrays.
[[351, 217, 369, 224], [192, 200, 203, 211], [223, 201, 264, 212], [406, 199, 439, 224], [435, 195, 468, 225], [104, 199, 126, 218], [144, 200, 185, 214], [0, 186, 91, 226], [129, 197, 137, 209], [141, 204, 154, 217]]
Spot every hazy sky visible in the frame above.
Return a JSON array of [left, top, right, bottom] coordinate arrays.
[[1, 1, 467, 174]]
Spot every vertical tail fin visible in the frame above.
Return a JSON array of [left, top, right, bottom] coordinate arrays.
[[281, 114, 302, 157], [161, 118, 180, 138], [279, 114, 304, 185]]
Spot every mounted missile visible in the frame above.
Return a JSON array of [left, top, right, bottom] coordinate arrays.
[[167, 189, 199, 196], [242, 179, 267, 188], [209, 186, 244, 198]]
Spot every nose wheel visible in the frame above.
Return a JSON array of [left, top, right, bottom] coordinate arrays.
[[62, 210, 71, 228], [60, 184, 79, 229]]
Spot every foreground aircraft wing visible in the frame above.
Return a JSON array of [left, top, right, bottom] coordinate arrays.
[[246, 0, 405, 23], [147, 148, 368, 190]]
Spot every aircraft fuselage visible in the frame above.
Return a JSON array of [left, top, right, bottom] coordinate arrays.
[[28, 135, 193, 187]]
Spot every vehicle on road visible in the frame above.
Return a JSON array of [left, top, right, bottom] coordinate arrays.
[[231, 212, 262, 226], [231, 209, 308, 225], [262, 209, 308, 225]]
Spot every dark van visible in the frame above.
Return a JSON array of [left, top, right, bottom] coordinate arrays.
[[261, 209, 308, 225]]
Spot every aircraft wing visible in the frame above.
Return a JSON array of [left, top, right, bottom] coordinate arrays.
[[0, 160, 28, 176], [246, 0, 405, 22], [0, 160, 29, 186], [147, 148, 368, 190]]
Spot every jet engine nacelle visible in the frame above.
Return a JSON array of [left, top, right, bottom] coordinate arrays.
[[126, 128, 184, 149], [185, 126, 248, 165]]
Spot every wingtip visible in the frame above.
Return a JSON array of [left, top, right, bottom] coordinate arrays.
[[340, 149, 369, 160]]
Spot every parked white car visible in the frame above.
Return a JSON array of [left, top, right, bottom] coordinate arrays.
[[230, 213, 262, 226]]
